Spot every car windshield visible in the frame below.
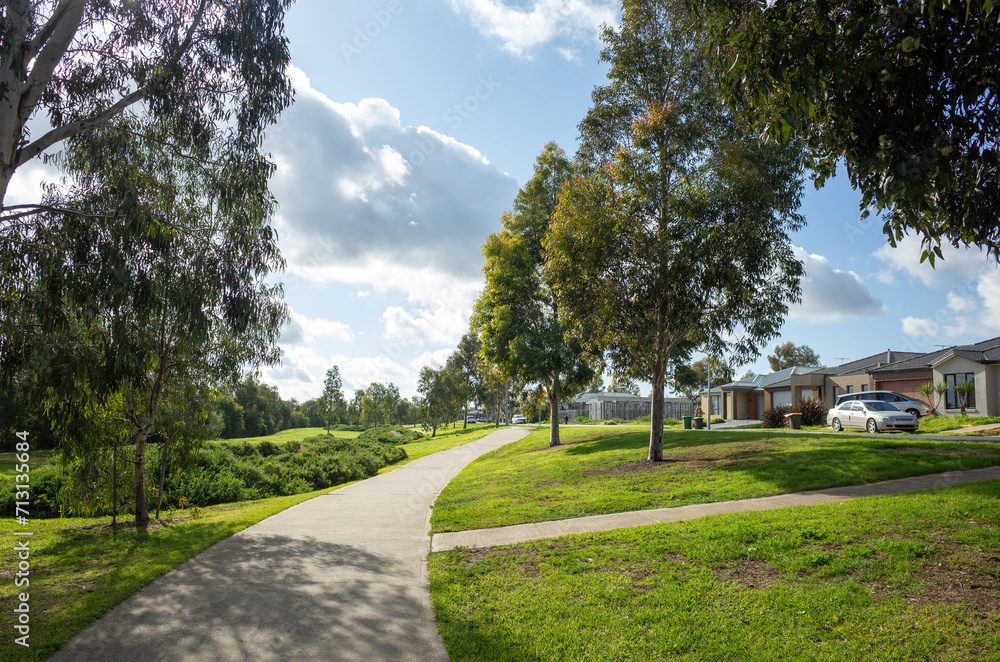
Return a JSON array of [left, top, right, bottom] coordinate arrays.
[[862, 401, 900, 412]]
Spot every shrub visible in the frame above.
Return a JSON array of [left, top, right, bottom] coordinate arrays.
[[358, 426, 423, 444], [603, 419, 621, 425], [575, 416, 590, 424], [0, 465, 65, 518], [663, 418, 680, 426], [792, 398, 829, 426], [636, 415, 652, 423], [761, 405, 792, 429], [711, 417, 725, 425]]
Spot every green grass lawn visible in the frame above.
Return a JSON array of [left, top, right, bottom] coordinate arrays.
[[430, 427, 1000, 533], [0, 489, 330, 661], [430, 479, 1000, 662], [217, 426, 361, 445], [378, 424, 501, 472], [0, 450, 54, 477]]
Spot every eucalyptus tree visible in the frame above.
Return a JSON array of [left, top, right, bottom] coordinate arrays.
[[702, 0, 1000, 262], [0, 0, 294, 208], [447, 331, 483, 429], [33, 110, 286, 527], [545, 0, 805, 461], [320, 366, 346, 432], [475, 143, 597, 447], [0, 0, 295, 395]]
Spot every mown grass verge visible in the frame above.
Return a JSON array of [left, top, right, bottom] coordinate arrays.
[[430, 427, 1000, 533], [0, 489, 329, 661], [430, 480, 1000, 662]]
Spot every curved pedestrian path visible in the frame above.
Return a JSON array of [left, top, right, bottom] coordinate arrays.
[[431, 465, 1000, 553], [49, 426, 531, 662]]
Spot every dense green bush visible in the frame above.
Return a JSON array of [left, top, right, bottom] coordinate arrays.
[[0, 465, 66, 518], [636, 415, 652, 423], [358, 426, 423, 444], [663, 418, 680, 426], [792, 398, 830, 426], [761, 405, 792, 429]]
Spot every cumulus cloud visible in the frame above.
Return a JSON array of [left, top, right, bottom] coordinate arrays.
[[281, 309, 354, 346], [788, 246, 886, 321], [266, 67, 517, 288], [410, 348, 455, 371], [448, 0, 618, 56], [873, 235, 994, 287], [260, 345, 414, 401], [875, 235, 1000, 339]]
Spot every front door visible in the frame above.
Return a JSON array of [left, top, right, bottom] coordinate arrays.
[[755, 394, 764, 419]]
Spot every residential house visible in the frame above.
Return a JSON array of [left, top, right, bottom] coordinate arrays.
[[870, 337, 1000, 416], [574, 391, 696, 421]]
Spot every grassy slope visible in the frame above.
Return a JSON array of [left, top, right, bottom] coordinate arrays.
[[431, 427, 1000, 533], [430, 480, 1000, 662], [0, 450, 54, 478]]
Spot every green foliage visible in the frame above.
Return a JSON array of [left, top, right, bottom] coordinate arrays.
[[546, 0, 804, 461], [768, 342, 822, 371], [474, 143, 598, 448], [704, 0, 1000, 261], [358, 426, 424, 445]]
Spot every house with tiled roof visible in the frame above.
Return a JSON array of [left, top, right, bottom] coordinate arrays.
[[701, 340, 1000, 420], [870, 337, 1000, 416]]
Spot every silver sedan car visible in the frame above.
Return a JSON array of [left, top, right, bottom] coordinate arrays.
[[827, 400, 919, 433]]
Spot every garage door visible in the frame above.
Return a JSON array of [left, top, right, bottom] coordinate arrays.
[[772, 390, 792, 408], [876, 379, 927, 400]]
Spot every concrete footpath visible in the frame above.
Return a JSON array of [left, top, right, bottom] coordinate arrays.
[[431, 465, 1000, 553], [50, 427, 531, 662]]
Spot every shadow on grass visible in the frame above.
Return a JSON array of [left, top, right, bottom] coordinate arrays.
[[45, 531, 442, 662]]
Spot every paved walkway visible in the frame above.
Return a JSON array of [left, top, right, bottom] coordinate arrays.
[[50, 427, 531, 662], [431, 465, 1000, 553]]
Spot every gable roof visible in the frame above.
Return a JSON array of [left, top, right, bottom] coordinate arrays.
[[931, 336, 1000, 367], [818, 350, 925, 376], [869, 336, 1000, 373]]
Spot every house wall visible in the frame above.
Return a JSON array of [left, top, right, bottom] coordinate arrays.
[[825, 375, 871, 405], [932, 357, 989, 416]]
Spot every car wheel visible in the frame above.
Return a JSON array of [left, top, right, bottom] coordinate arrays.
[[831, 418, 842, 432], [866, 418, 879, 434], [905, 409, 920, 418]]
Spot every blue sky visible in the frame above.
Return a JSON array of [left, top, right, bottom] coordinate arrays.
[[9, 0, 998, 401]]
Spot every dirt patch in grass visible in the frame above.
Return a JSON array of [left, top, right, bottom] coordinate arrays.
[[903, 545, 1000, 614], [880, 447, 1000, 457], [525, 433, 624, 454], [718, 559, 782, 590]]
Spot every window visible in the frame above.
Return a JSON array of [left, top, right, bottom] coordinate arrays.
[[945, 373, 976, 410], [846, 385, 854, 394], [861, 384, 868, 391], [710, 395, 721, 416], [833, 386, 841, 400]]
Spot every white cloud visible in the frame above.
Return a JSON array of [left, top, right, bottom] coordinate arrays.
[[410, 348, 455, 371], [872, 234, 994, 287], [977, 275, 1000, 332], [382, 297, 473, 347], [901, 315, 971, 341], [260, 344, 416, 402], [448, 0, 618, 57], [946, 292, 977, 313], [282, 309, 354, 345], [788, 246, 886, 321], [266, 67, 517, 293]]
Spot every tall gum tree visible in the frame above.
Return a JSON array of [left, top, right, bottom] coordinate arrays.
[[475, 143, 597, 447], [545, 0, 805, 461], [0, 0, 294, 209]]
